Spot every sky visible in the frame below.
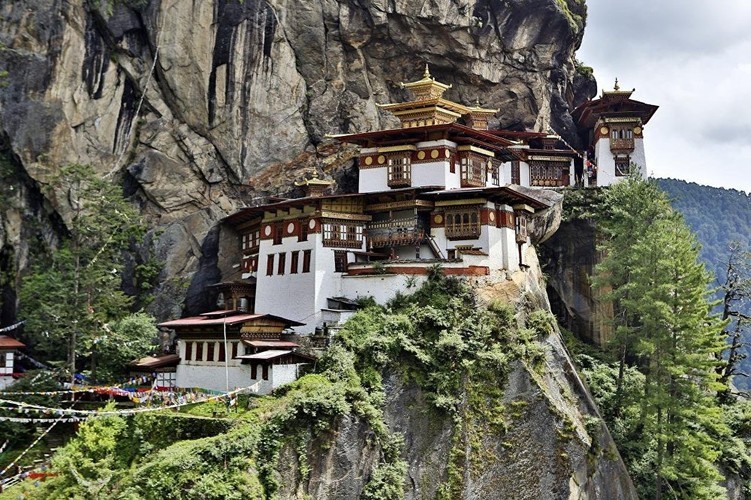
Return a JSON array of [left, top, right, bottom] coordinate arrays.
[[576, 1, 751, 190]]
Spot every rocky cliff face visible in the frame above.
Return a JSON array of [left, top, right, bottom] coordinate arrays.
[[0, 0, 594, 320], [274, 252, 636, 499]]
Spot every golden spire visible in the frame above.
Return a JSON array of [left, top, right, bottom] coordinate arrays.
[[399, 64, 452, 100], [295, 168, 334, 198], [614, 78, 620, 91]]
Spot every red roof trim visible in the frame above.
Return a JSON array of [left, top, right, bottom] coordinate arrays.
[[0, 336, 25, 349]]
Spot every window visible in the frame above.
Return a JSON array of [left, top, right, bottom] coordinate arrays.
[[290, 250, 299, 274], [242, 229, 260, 251], [610, 127, 635, 151], [490, 160, 499, 186], [299, 220, 308, 242], [262, 364, 269, 380], [277, 252, 286, 275], [387, 155, 411, 188], [615, 156, 631, 177], [231, 342, 239, 359], [195, 342, 204, 361], [515, 213, 528, 243], [218, 343, 226, 362], [511, 161, 520, 185], [529, 161, 568, 187], [207, 342, 215, 362], [266, 254, 275, 276], [302, 250, 312, 273], [185, 341, 193, 361], [251, 364, 257, 379], [334, 250, 348, 272], [459, 153, 486, 187], [323, 222, 363, 248], [444, 208, 481, 240], [273, 223, 284, 245]]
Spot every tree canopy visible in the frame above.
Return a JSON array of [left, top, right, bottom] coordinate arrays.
[[18, 164, 152, 382], [594, 177, 728, 498]]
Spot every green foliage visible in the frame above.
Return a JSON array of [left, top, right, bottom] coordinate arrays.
[[92, 312, 158, 382], [18, 164, 150, 381], [657, 178, 751, 391], [15, 274, 537, 499], [590, 177, 731, 498]]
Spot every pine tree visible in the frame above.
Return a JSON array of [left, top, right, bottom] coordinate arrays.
[[19, 164, 147, 383], [596, 178, 728, 498]]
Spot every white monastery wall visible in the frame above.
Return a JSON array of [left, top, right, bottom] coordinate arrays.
[[272, 364, 303, 389], [255, 235, 318, 330], [594, 140, 617, 186], [519, 162, 530, 187], [412, 161, 449, 188], [176, 363, 257, 392], [631, 138, 647, 178], [359, 168, 389, 193], [341, 274, 427, 303]]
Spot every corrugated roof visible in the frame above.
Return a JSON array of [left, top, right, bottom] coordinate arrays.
[[0, 335, 25, 349]]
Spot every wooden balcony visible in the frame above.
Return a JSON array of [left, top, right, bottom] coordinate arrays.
[[610, 138, 634, 152], [368, 226, 426, 248], [445, 223, 481, 240]]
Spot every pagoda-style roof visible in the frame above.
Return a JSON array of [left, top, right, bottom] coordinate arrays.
[[159, 312, 304, 329], [377, 97, 470, 119], [373, 65, 499, 129], [422, 185, 552, 211], [573, 81, 658, 129], [399, 64, 452, 100], [332, 123, 518, 161]]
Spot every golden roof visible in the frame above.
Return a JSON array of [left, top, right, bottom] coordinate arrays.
[[399, 64, 452, 101], [294, 169, 334, 187], [466, 99, 499, 116], [601, 77, 635, 98]]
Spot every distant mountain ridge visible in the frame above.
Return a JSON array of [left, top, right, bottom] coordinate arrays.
[[656, 178, 751, 285], [656, 177, 751, 389]]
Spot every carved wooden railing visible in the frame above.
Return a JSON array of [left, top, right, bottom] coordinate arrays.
[[610, 138, 634, 152]]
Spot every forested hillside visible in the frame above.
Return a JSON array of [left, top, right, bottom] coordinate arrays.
[[657, 178, 751, 390], [657, 178, 751, 284]]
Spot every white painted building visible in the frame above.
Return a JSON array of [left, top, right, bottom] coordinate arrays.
[[221, 69, 558, 334], [0, 335, 24, 390], [158, 312, 312, 395], [572, 82, 658, 187]]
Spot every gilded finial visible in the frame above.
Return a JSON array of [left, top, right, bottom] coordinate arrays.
[[423, 63, 431, 79], [614, 78, 620, 91], [475, 98, 481, 107]]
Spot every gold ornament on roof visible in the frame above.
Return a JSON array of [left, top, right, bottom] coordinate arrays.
[[399, 64, 452, 101], [294, 169, 334, 187], [614, 78, 620, 91]]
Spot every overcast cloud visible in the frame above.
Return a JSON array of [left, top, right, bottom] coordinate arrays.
[[576, 1, 751, 190]]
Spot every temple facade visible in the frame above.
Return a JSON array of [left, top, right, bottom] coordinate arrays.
[[573, 81, 658, 186], [158, 68, 658, 393], [221, 68, 560, 335]]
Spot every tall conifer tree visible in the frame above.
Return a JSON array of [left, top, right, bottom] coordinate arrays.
[[596, 178, 727, 498]]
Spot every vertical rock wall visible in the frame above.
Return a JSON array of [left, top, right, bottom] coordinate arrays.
[[0, 0, 595, 319]]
